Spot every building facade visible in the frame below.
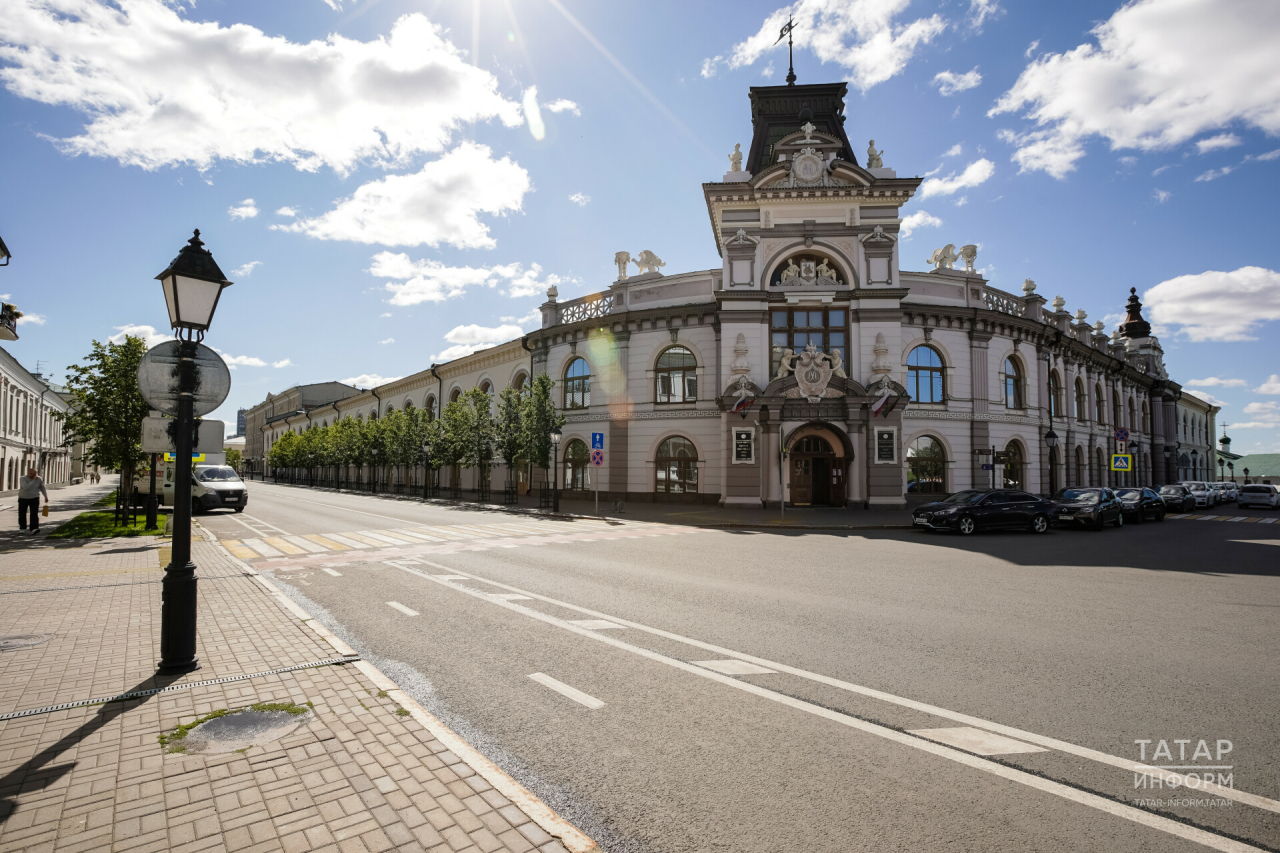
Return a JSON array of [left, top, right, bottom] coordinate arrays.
[[247, 80, 1202, 508], [0, 346, 72, 493]]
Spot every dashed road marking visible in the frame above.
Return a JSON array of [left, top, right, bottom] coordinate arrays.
[[386, 601, 419, 616], [568, 619, 625, 631], [302, 533, 350, 551], [695, 660, 777, 676], [909, 727, 1048, 756], [321, 567, 342, 577], [528, 673, 605, 709], [284, 535, 328, 553], [263, 536, 305, 555], [242, 538, 283, 558]]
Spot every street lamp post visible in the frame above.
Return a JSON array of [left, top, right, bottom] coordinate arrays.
[[550, 426, 562, 513], [154, 230, 232, 675], [1227, 461, 1234, 483], [1044, 427, 1059, 495], [1243, 467, 1250, 484], [1191, 449, 1199, 481]]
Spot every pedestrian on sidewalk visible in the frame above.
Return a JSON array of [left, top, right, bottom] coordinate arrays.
[[18, 467, 48, 535]]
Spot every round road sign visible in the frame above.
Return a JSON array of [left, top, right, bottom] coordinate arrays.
[[137, 340, 231, 418], [1114, 427, 1130, 442], [590, 449, 604, 467]]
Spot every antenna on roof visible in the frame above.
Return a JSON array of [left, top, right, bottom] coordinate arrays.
[[775, 15, 797, 85]]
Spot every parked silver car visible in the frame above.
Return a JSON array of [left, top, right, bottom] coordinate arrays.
[[1179, 481, 1213, 508], [1211, 482, 1238, 502], [1238, 484, 1279, 510]]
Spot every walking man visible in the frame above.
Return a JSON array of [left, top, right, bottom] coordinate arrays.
[[18, 466, 47, 535]]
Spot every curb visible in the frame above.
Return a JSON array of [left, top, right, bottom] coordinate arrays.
[[247, 480, 915, 532], [201, 530, 600, 853]]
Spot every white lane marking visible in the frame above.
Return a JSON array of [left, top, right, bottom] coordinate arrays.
[[227, 514, 278, 537], [1228, 540, 1280, 547], [361, 530, 414, 545], [910, 727, 1048, 756], [491, 593, 533, 601], [695, 660, 777, 676], [323, 533, 371, 549], [401, 561, 1280, 819], [283, 535, 328, 553], [242, 538, 283, 557], [241, 512, 290, 534], [390, 560, 1265, 853], [1227, 517, 1247, 522], [434, 574, 470, 580], [321, 568, 343, 577], [391, 528, 445, 542], [567, 619, 626, 630], [528, 673, 605, 709], [386, 601, 419, 616], [1260, 518, 1277, 524]]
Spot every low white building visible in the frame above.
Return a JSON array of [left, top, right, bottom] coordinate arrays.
[[0, 345, 72, 493], [247, 79, 1200, 509]]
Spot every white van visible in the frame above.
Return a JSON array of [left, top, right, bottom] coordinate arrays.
[[134, 460, 248, 513]]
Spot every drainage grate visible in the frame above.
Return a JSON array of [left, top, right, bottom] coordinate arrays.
[[0, 634, 53, 652]]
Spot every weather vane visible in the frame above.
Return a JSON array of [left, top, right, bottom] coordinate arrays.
[[775, 15, 797, 85]]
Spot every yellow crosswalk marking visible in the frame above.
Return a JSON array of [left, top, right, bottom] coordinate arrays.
[[341, 531, 392, 546], [222, 539, 258, 560], [264, 536, 305, 555], [302, 533, 349, 551]]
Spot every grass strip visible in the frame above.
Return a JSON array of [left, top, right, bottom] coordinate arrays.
[[48, 510, 165, 540]]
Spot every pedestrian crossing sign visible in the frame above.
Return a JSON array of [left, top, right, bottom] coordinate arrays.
[[1111, 454, 1132, 472]]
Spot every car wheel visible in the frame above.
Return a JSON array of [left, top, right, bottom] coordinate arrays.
[[1030, 514, 1049, 534], [1115, 512, 1124, 528], [958, 516, 976, 536]]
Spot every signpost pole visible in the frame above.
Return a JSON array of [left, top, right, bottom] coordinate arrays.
[[145, 452, 159, 530], [158, 340, 200, 674]]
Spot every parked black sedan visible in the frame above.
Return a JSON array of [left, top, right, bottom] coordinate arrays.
[[1052, 488, 1125, 530], [1157, 484, 1196, 513], [1115, 487, 1166, 523], [913, 489, 1054, 535]]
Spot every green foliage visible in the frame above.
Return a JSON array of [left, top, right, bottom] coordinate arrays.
[[521, 373, 565, 470], [59, 336, 152, 473], [495, 386, 525, 469], [266, 430, 301, 469], [48, 510, 165, 539], [225, 448, 242, 470]]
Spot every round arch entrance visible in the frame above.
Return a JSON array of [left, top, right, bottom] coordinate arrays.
[[786, 423, 851, 507]]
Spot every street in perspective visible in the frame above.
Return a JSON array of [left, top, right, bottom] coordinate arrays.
[[2, 2, 1280, 852]]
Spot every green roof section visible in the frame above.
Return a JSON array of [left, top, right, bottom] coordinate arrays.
[[1230, 453, 1280, 480]]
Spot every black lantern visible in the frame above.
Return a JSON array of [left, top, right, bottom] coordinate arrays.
[[1044, 427, 1059, 451], [155, 230, 232, 336], [549, 426, 562, 512]]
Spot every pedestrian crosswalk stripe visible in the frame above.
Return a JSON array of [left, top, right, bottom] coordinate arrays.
[[284, 535, 328, 553], [263, 537, 305, 555], [323, 532, 371, 549], [223, 539, 258, 560], [336, 531, 386, 547], [388, 528, 443, 542], [360, 530, 414, 545], [243, 538, 283, 558], [302, 533, 350, 551]]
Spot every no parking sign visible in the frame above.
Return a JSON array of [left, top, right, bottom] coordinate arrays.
[[590, 449, 604, 467]]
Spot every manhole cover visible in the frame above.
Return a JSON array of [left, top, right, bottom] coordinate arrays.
[[0, 634, 53, 652], [182, 709, 312, 754]]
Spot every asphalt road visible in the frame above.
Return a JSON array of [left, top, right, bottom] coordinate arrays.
[[199, 482, 1280, 853]]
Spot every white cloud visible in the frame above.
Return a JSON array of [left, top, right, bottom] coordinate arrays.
[[522, 86, 545, 141], [228, 199, 258, 220], [1152, 164, 1177, 176], [430, 323, 525, 362], [919, 158, 994, 198], [1254, 149, 1280, 161], [954, 196, 968, 207], [1196, 133, 1242, 153], [219, 352, 267, 369], [272, 358, 292, 368], [568, 192, 590, 206], [899, 210, 942, 238], [1185, 390, 1228, 408], [379, 337, 394, 345], [543, 98, 580, 116], [1187, 377, 1246, 388], [1255, 375, 1280, 394], [0, 5, 523, 175], [342, 373, 402, 389], [1024, 40, 1040, 58], [275, 142, 529, 248], [1153, 188, 1171, 203], [371, 252, 572, 304], [1143, 266, 1280, 342], [700, 56, 722, 78], [232, 260, 261, 277], [989, 0, 1280, 178], [1244, 401, 1278, 414], [932, 67, 981, 96], [943, 143, 962, 157], [16, 313, 46, 325], [379, 312, 392, 318], [1195, 166, 1233, 182], [275, 206, 299, 218], [110, 323, 171, 348], [725, 0, 947, 91], [499, 309, 542, 326], [1233, 401, 1280, 428], [968, 0, 1002, 28]]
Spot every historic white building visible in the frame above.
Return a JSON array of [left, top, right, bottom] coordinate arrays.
[[0, 345, 73, 493], [248, 80, 1202, 509]]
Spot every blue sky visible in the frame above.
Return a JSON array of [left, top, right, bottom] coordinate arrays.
[[2, 0, 1278, 450]]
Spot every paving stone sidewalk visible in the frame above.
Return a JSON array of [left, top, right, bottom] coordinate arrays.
[[0, 493, 596, 853]]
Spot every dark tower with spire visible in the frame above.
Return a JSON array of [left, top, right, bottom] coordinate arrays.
[[1117, 287, 1152, 339], [744, 83, 857, 174]]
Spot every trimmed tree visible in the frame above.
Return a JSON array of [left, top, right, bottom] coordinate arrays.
[[494, 386, 525, 494], [521, 373, 565, 492]]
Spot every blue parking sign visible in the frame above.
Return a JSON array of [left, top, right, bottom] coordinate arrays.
[[591, 432, 604, 449]]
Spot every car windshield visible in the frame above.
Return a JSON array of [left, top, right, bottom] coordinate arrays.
[[1159, 486, 1183, 495], [1241, 485, 1270, 493], [940, 490, 987, 505], [197, 467, 241, 482], [1056, 488, 1101, 502], [1184, 483, 1206, 491], [1116, 489, 1141, 498]]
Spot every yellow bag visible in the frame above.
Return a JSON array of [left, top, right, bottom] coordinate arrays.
[[41, 504, 48, 518]]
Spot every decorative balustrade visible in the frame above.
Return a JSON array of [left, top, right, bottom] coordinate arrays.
[[558, 293, 615, 324], [982, 287, 1026, 318]]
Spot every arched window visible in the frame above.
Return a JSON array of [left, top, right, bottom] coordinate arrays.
[[1179, 452, 1190, 480], [1142, 401, 1150, 433], [322, 420, 328, 428], [906, 346, 944, 403], [563, 439, 590, 491], [655, 346, 697, 404], [425, 396, 436, 420], [512, 372, 527, 391], [479, 380, 492, 395], [1096, 447, 1106, 485], [1127, 398, 1136, 432], [1002, 441, 1025, 489], [1048, 446, 1060, 494], [564, 358, 590, 409], [449, 387, 461, 403], [369, 410, 378, 420], [1075, 446, 1086, 486], [1075, 379, 1088, 422], [1112, 394, 1121, 428], [655, 436, 699, 495], [385, 405, 394, 414], [906, 436, 946, 494], [1003, 357, 1024, 409], [1095, 384, 1106, 424], [404, 400, 414, 411], [1048, 371, 1063, 418]]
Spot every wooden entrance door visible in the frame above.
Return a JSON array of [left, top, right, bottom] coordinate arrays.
[[792, 456, 813, 505]]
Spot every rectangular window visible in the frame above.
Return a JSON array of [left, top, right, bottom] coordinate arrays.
[[770, 308, 851, 376]]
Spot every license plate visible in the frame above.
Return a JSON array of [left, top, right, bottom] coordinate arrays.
[[1058, 515, 1072, 521], [913, 517, 928, 524]]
